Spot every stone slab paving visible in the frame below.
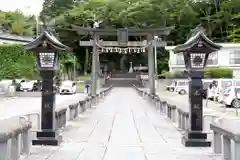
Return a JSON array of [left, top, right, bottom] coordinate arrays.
[[21, 88, 221, 160]]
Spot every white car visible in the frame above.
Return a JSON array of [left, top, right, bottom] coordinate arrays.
[[20, 80, 35, 92], [165, 80, 188, 94], [207, 79, 232, 102], [223, 86, 240, 108], [59, 80, 76, 95], [175, 80, 188, 95], [166, 82, 175, 92]]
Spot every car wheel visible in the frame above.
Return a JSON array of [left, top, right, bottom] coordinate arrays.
[[231, 99, 240, 108], [169, 88, 174, 92], [179, 89, 186, 95]]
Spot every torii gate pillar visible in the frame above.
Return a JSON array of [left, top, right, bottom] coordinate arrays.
[[91, 33, 99, 96], [147, 33, 155, 95]]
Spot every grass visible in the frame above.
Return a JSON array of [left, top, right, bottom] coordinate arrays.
[[76, 75, 91, 93], [78, 83, 85, 92]]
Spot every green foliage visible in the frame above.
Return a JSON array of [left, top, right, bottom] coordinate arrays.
[[40, 0, 75, 22], [161, 71, 187, 79], [0, 10, 36, 36], [0, 45, 37, 79], [204, 68, 233, 78]]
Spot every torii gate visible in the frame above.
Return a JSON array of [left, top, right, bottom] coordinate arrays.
[[72, 25, 173, 96]]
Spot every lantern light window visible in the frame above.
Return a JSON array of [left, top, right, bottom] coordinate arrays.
[[190, 53, 206, 69], [39, 52, 55, 67]]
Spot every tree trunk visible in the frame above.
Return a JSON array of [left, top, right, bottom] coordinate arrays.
[[84, 48, 89, 76]]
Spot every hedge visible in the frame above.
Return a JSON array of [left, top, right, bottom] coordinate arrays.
[[204, 68, 233, 78], [161, 68, 233, 79], [0, 44, 37, 80]]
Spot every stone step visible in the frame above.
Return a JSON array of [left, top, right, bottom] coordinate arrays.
[[110, 78, 136, 80], [106, 80, 139, 84], [105, 79, 143, 87], [102, 83, 144, 87], [111, 72, 140, 78]]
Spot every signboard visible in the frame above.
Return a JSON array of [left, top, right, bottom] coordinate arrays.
[[118, 28, 128, 47], [153, 38, 166, 47]]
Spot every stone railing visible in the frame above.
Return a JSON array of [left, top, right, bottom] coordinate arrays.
[[133, 85, 240, 158], [55, 108, 67, 129], [69, 103, 79, 120], [0, 85, 113, 160], [132, 85, 218, 134], [56, 85, 113, 128], [0, 120, 32, 160], [210, 118, 240, 160], [0, 84, 16, 98]]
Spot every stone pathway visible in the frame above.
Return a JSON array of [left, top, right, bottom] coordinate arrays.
[[21, 88, 221, 160]]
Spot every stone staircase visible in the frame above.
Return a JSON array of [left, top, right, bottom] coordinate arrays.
[[102, 72, 143, 88], [111, 72, 140, 78]]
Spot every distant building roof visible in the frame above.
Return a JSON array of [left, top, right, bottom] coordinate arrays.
[[165, 43, 240, 51], [0, 32, 34, 43]]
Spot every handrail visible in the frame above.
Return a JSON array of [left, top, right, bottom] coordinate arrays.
[[0, 119, 32, 160], [210, 118, 240, 160], [0, 86, 113, 160], [132, 86, 219, 134], [19, 112, 41, 132]]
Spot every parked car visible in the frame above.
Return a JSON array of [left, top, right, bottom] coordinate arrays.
[[32, 80, 42, 91], [175, 80, 188, 95], [165, 81, 176, 92], [223, 86, 240, 108], [165, 80, 188, 94], [59, 80, 76, 95], [217, 79, 240, 103], [206, 79, 234, 102], [20, 80, 35, 92], [206, 79, 240, 103]]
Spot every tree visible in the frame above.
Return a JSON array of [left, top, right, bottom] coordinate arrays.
[[0, 10, 35, 36], [39, 0, 240, 74], [84, 48, 89, 75], [40, 0, 76, 22]]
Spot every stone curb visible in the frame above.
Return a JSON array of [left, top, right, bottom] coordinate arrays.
[[0, 96, 17, 101]]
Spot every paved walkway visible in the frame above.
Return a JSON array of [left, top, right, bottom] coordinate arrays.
[[21, 88, 221, 160]]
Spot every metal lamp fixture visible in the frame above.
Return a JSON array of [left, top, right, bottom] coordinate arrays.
[[38, 52, 56, 68], [189, 53, 206, 69], [173, 28, 222, 147], [183, 40, 210, 70], [24, 30, 71, 146]]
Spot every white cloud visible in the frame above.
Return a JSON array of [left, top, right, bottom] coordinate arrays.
[[0, 0, 44, 15]]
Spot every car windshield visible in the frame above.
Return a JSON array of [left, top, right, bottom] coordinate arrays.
[[235, 88, 240, 94], [177, 81, 188, 86], [62, 81, 72, 87], [221, 80, 232, 88], [234, 80, 240, 86]]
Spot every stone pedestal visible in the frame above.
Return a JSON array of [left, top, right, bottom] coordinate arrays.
[[181, 132, 211, 147]]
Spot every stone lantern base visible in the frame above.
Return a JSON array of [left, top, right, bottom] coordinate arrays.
[[32, 131, 62, 146], [181, 132, 211, 147]]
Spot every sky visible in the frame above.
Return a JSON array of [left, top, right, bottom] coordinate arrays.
[[0, 0, 44, 15]]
